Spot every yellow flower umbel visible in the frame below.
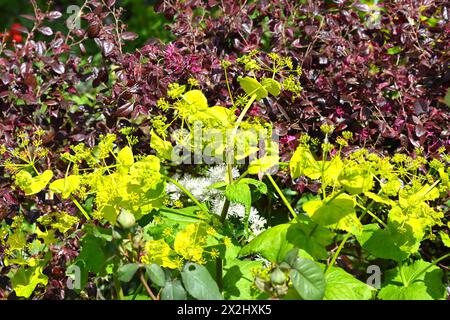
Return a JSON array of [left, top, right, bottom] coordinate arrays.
[[174, 223, 208, 264], [141, 239, 180, 269]]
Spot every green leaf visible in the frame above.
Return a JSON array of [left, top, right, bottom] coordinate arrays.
[[387, 46, 403, 55], [237, 76, 268, 100], [75, 233, 106, 277], [49, 175, 81, 199], [239, 218, 334, 262], [181, 263, 223, 300], [378, 260, 446, 300], [439, 231, 450, 248], [225, 183, 251, 207], [223, 244, 262, 300], [386, 206, 426, 254], [117, 146, 134, 166], [339, 169, 374, 195], [248, 155, 279, 175], [161, 279, 187, 300], [289, 258, 326, 300], [261, 78, 281, 96], [290, 146, 342, 184], [189, 106, 235, 127], [117, 263, 140, 282], [356, 224, 409, 262], [225, 183, 251, 229], [290, 145, 320, 180], [145, 263, 166, 287], [150, 130, 173, 160], [15, 170, 53, 196], [324, 267, 375, 300], [302, 193, 355, 226], [182, 90, 208, 112], [364, 192, 396, 206], [11, 266, 48, 298], [239, 178, 268, 194]]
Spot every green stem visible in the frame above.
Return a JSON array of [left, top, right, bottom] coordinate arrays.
[[220, 199, 230, 224], [71, 196, 91, 221], [267, 174, 297, 218], [113, 275, 124, 300], [409, 252, 450, 285], [326, 233, 352, 274], [234, 170, 249, 184], [223, 65, 234, 106], [165, 176, 207, 211], [324, 190, 344, 205], [355, 202, 387, 227], [216, 258, 223, 292], [234, 94, 257, 131], [132, 283, 143, 300]]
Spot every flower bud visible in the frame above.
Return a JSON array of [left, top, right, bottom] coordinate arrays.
[[117, 209, 136, 229]]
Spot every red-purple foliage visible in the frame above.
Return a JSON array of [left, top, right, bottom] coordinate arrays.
[[153, 0, 450, 156]]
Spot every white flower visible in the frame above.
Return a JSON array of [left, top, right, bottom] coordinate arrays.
[[165, 165, 267, 237], [211, 196, 267, 236], [207, 164, 239, 183]]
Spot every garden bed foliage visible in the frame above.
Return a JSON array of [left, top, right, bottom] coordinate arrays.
[[0, 0, 449, 300]]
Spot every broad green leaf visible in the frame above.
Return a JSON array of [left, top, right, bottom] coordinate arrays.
[[356, 224, 409, 262], [161, 279, 187, 300], [15, 170, 53, 195], [11, 266, 48, 298], [289, 258, 326, 300], [225, 183, 251, 229], [157, 206, 204, 226], [261, 78, 281, 96], [223, 260, 261, 300], [302, 193, 355, 226], [117, 263, 140, 282], [181, 263, 223, 300], [75, 234, 106, 277], [248, 155, 279, 175], [239, 218, 333, 262], [145, 263, 166, 287], [223, 244, 262, 300], [150, 130, 173, 160], [225, 183, 251, 207], [239, 178, 268, 194], [290, 146, 342, 184], [331, 212, 363, 235], [117, 146, 134, 166], [189, 106, 235, 127], [239, 223, 290, 262], [290, 145, 319, 179], [339, 168, 374, 195], [378, 260, 446, 300], [387, 205, 430, 254], [182, 89, 208, 112], [324, 267, 375, 300], [439, 231, 450, 248], [398, 183, 440, 208], [237, 76, 268, 100], [49, 175, 81, 199], [364, 192, 396, 206]]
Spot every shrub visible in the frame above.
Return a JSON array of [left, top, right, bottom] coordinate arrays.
[[1, 69, 449, 300]]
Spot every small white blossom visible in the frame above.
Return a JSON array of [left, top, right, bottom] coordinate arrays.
[[165, 165, 267, 237]]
